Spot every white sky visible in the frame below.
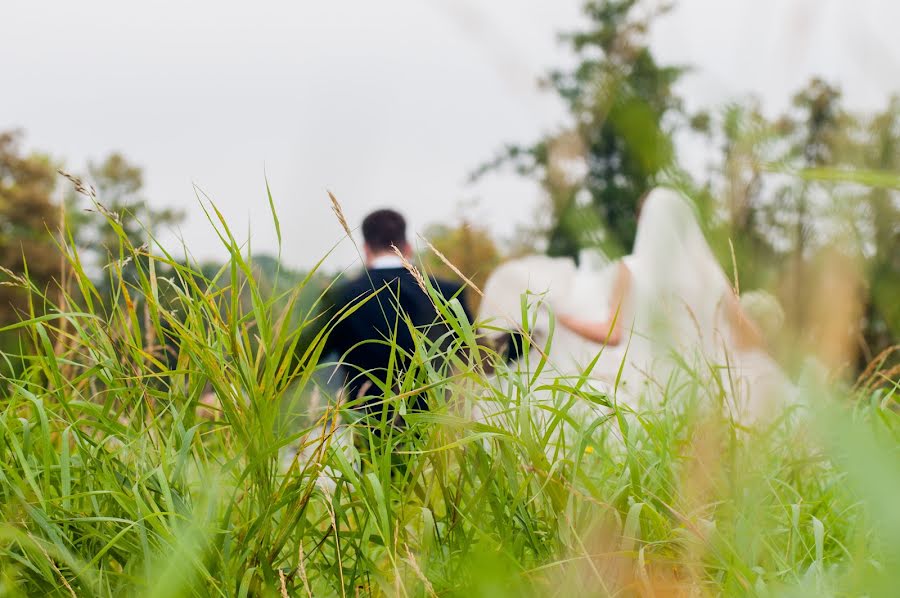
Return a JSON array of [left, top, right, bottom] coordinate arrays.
[[4, 0, 899, 269]]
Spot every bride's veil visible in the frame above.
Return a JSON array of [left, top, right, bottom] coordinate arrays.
[[627, 188, 734, 377]]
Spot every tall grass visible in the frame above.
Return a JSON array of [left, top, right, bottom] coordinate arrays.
[[0, 186, 896, 597]]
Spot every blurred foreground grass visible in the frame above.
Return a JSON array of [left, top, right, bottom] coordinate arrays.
[[0, 194, 897, 598]]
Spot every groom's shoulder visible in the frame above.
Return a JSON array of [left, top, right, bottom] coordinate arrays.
[[332, 268, 404, 300], [332, 271, 373, 301], [331, 269, 464, 303]]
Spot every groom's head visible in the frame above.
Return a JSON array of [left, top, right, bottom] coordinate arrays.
[[362, 208, 410, 262]]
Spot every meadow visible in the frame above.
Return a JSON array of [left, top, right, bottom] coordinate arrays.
[[0, 196, 897, 598]]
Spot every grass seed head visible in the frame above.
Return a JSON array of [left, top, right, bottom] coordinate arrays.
[[327, 190, 352, 236]]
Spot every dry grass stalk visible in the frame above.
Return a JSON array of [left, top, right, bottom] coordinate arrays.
[[405, 547, 437, 597], [418, 234, 483, 297], [34, 539, 77, 598], [391, 244, 429, 296], [873, 364, 900, 389], [327, 190, 352, 236], [728, 238, 740, 296], [855, 344, 899, 390], [297, 542, 313, 597], [279, 569, 289, 598], [57, 169, 96, 199], [0, 266, 28, 287]]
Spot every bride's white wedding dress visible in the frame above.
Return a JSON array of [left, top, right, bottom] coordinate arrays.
[[478, 188, 795, 426]]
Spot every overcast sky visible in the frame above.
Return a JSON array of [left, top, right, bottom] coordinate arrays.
[[4, 0, 899, 270]]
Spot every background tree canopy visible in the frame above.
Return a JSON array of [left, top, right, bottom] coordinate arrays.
[[476, 0, 899, 373], [475, 0, 684, 259]]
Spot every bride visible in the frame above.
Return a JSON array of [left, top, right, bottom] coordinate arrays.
[[479, 187, 793, 425]]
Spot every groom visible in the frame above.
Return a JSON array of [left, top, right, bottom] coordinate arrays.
[[325, 208, 471, 413]]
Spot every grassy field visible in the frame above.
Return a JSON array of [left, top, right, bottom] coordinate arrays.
[[0, 201, 897, 597]]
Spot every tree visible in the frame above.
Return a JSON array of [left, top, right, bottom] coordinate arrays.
[[688, 101, 786, 292], [768, 80, 847, 330], [82, 153, 182, 265], [477, 0, 685, 259], [67, 152, 183, 293], [826, 95, 900, 365], [759, 80, 900, 367], [0, 130, 62, 327], [700, 81, 899, 369], [857, 98, 900, 360]]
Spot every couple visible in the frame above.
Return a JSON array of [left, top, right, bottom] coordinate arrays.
[[327, 190, 791, 424], [479, 187, 792, 424]]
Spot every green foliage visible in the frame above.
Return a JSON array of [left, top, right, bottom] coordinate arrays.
[[0, 130, 62, 359], [475, 0, 684, 259], [697, 81, 900, 366], [0, 3, 895, 592], [0, 188, 897, 596], [64, 152, 184, 297]]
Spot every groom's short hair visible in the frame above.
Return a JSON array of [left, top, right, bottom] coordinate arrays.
[[362, 209, 407, 251]]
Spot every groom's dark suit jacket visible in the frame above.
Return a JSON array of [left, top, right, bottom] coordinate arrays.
[[325, 267, 471, 409]]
